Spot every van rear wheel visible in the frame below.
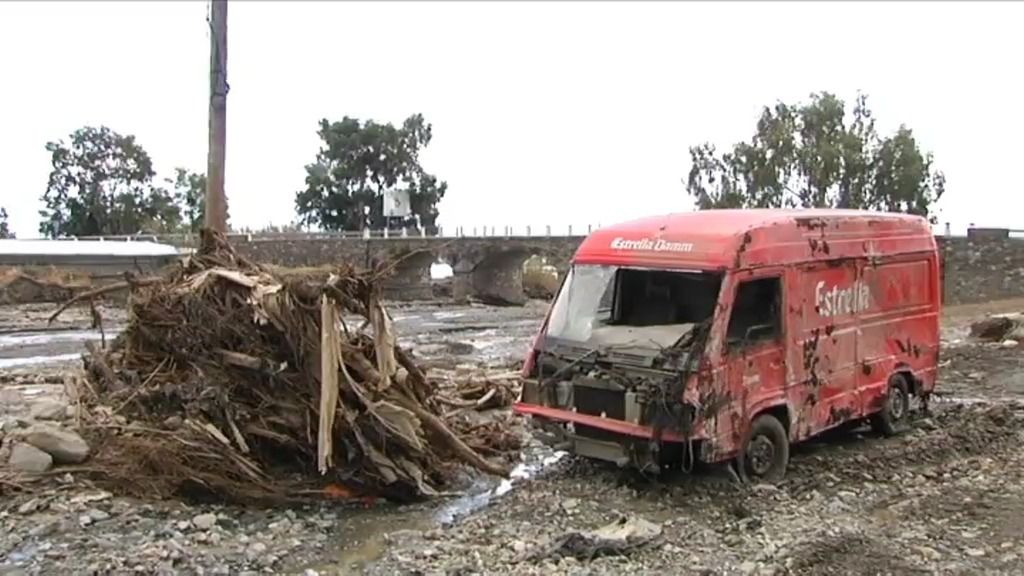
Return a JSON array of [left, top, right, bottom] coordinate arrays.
[[871, 374, 910, 437], [739, 414, 789, 483]]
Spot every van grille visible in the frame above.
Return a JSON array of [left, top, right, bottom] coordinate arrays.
[[573, 386, 625, 420]]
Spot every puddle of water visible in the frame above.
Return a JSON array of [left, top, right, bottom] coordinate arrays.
[[934, 395, 1024, 407], [0, 330, 113, 348], [302, 444, 568, 575], [433, 311, 466, 320], [0, 353, 81, 369], [433, 449, 568, 526]]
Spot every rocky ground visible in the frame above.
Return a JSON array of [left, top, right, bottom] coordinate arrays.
[[2, 299, 1024, 575]]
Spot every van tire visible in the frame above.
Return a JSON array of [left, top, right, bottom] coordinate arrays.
[[871, 374, 910, 437], [739, 414, 789, 483]]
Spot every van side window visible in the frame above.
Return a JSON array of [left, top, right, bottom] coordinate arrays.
[[727, 277, 782, 348]]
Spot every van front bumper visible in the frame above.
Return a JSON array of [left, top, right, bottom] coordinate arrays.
[[513, 402, 688, 443]]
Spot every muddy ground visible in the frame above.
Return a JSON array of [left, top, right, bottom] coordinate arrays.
[[2, 298, 1024, 575]]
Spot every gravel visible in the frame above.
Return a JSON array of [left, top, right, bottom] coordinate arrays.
[[2, 300, 1024, 574]]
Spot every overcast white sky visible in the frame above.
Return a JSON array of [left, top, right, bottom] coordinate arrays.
[[1, 1, 1021, 239]]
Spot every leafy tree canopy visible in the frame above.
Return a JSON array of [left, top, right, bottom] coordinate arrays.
[[686, 92, 946, 222], [166, 167, 208, 233], [0, 207, 13, 239], [295, 114, 448, 231], [39, 126, 185, 237]]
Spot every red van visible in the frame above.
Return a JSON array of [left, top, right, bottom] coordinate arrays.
[[514, 209, 941, 481]]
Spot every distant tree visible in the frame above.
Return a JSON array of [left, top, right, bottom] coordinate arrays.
[[0, 207, 13, 239], [686, 92, 946, 222], [233, 222, 305, 234], [39, 126, 183, 237], [295, 114, 448, 231], [166, 167, 208, 233]]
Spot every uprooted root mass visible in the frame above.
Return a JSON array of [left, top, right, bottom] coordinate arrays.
[[62, 230, 520, 504]]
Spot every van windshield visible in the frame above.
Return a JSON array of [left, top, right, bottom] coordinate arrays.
[[545, 264, 722, 350]]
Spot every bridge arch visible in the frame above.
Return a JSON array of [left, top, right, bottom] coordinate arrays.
[[443, 240, 575, 305]]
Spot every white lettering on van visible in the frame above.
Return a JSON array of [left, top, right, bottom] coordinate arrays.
[[815, 280, 871, 317], [610, 237, 694, 253]]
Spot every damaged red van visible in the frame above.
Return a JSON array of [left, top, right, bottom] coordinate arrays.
[[514, 209, 941, 481]]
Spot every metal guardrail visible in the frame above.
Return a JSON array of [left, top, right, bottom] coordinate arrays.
[[45, 224, 597, 244]]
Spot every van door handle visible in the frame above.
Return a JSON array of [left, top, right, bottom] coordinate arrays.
[[770, 359, 785, 369]]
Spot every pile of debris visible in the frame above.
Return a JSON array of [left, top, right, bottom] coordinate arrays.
[[969, 313, 1024, 346], [0, 267, 86, 305], [50, 230, 520, 504]]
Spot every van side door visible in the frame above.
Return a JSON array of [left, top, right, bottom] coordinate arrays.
[[789, 259, 864, 439], [723, 271, 788, 441]]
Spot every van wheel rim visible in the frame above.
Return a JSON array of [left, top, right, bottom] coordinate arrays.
[[748, 436, 775, 476], [889, 388, 907, 420]]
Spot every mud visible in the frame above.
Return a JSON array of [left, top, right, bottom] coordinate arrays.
[[3, 298, 1024, 575]]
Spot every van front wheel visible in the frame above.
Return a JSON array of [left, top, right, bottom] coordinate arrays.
[[739, 414, 789, 483]]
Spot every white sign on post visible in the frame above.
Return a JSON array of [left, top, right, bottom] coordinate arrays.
[[382, 189, 411, 219]]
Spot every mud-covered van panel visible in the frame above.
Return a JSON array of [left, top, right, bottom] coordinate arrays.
[[515, 209, 941, 481]]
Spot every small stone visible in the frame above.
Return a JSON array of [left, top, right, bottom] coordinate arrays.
[[915, 545, 941, 560], [176, 520, 192, 531], [87, 509, 110, 522], [1001, 339, 1019, 348], [247, 542, 268, 556], [18, 498, 44, 514], [965, 548, 986, 558], [510, 540, 528, 553], [268, 519, 292, 533], [79, 514, 94, 527], [8, 442, 53, 473], [29, 518, 61, 537], [561, 498, 579, 511], [29, 400, 67, 421], [740, 560, 758, 574], [24, 424, 90, 464], [192, 513, 218, 530]]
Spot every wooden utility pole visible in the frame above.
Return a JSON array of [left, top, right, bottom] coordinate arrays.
[[205, 0, 229, 232]]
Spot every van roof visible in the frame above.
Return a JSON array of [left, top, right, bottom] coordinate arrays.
[[574, 209, 936, 270]]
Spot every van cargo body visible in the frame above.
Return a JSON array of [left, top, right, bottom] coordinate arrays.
[[514, 209, 941, 480]]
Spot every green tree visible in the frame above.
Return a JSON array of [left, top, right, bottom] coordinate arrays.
[[166, 167, 208, 233], [686, 92, 946, 222], [0, 207, 13, 239], [295, 114, 448, 231], [39, 126, 183, 237]]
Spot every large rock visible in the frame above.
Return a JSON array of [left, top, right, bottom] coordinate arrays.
[[8, 442, 53, 473], [969, 317, 1016, 341], [30, 399, 68, 421], [24, 424, 90, 464]]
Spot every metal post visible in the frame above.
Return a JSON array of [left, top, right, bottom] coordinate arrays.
[[205, 0, 229, 233], [545, 225, 551, 237], [526, 225, 531, 237]]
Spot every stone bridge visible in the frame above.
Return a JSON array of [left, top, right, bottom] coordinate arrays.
[[228, 235, 584, 303], [15, 228, 1024, 306]]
